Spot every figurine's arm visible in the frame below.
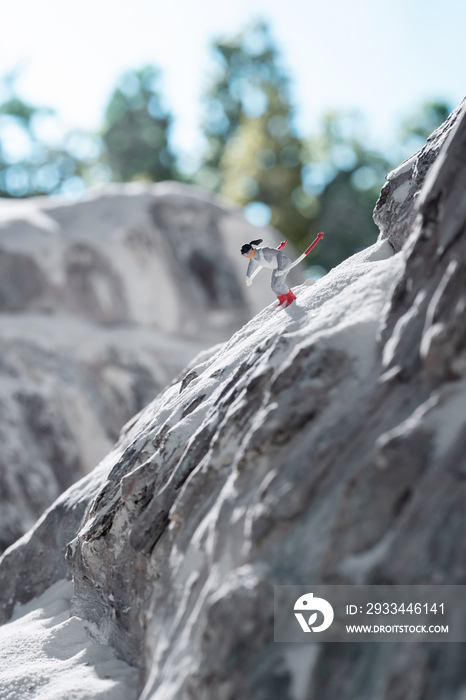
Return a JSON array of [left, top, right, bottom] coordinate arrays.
[[246, 257, 258, 286]]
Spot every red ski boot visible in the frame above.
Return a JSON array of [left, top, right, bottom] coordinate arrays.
[[282, 289, 297, 308], [276, 293, 288, 308]]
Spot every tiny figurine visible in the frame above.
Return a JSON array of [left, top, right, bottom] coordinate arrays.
[[241, 232, 324, 308]]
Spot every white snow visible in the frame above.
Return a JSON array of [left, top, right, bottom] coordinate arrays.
[[386, 156, 415, 181], [391, 179, 413, 204], [0, 579, 137, 700]]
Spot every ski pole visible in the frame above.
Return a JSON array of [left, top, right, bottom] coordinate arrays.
[[247, 232, 324, 284], [286, 231, 324, 271]]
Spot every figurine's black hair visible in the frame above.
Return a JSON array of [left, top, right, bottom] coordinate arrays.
[[240, 239, 263, 255]]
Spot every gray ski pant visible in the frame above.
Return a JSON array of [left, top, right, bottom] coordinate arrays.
[[271, 268, 291, 295]]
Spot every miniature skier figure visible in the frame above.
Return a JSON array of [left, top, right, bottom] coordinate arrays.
[[241, 238, 296, 307], [241, 232, 324, 308]]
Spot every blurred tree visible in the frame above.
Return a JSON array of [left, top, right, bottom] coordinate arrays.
[[398, 100, 451, 160], [401, 100, 451, 141], [199, 22, 310, 245], [101, 66, 176, 183], [301, 101, 452, 272], [0, 74, 88, 198], [0, 59, 453, 277], [302, 111, 390, 271]]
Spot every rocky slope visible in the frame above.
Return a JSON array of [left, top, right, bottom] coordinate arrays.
[[373, 98, 465, 252], [1, 103, 466, 700], [0, 183, 293, 551]]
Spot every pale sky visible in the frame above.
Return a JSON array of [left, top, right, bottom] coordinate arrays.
[[2, 0, 465, 164]]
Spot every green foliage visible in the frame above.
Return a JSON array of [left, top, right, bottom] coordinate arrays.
[[0, 98, 36, 124], [199, 22, 310, 246], [198, 23, 453, 272], [302, 112, 391, 270], [0, 44, 454, 275], [0, 81, 86, 198], [401, 100, 451, 142], [200, 22, 288, 172], [397, 100, 452, 162], [101, 66, 176, 183]]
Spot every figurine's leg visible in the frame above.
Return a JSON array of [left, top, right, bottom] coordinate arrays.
[[271, 270, 289, 297], [272, 269, 296, 308], [283, 288, 297, 307], [272, 270, 291, 307]]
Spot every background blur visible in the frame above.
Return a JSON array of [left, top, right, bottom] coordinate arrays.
[[1, 0, 464, 272]]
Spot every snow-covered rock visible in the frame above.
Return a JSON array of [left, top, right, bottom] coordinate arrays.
[[0, 579, 137, 699], [0, 183, 295, 552], [0, 314, 205, 551], [373, 98, 465, 252], [1, 104, 466, 699]]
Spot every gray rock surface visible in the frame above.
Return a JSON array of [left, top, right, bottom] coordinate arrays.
[[1, 104, 466, 699], [0, 315, 204, 551], [0, 183, 293, 552], [373, 98, 465, 252]]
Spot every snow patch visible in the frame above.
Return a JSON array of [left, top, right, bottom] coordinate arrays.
[[386, 156, 415, 181], [0, 579, 137, 700], [391, 179, 413, 204]]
